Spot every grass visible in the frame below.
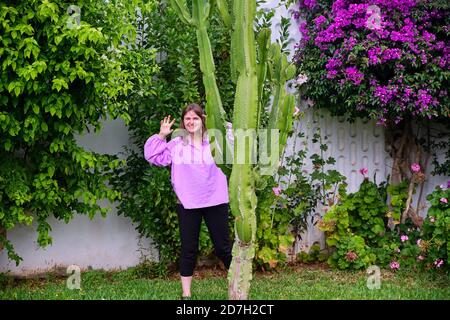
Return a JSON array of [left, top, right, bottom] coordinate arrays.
[[0, 264, 448, 300]]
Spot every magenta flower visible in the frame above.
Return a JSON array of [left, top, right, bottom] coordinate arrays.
[[381, 48, 402, 62], [326, 70, 338, 79], [400, 235, 409, 242], [418, 255, 424, 261], [344, 66, 364, 85], [376, 118, 387, 126], [390, 261, 400, 270], [429, 216, 435, 223], [359, 168, 368, 176], [440, 198, 448, 204], [303, 0, 317, 10], [411, 163, 421, 173], [272, 187, 281, 196], [368, 47, 381, 65], [325, 58, 342, 70], [416, 239, 422, 246], [314, 15, 327, 29]]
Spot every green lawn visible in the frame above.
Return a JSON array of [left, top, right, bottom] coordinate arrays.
[[1, 264, 448, 300]]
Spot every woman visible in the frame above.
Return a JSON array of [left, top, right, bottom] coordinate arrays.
[[144, 103, 232, 299]]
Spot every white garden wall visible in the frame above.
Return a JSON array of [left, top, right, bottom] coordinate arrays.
[[0, 119, 158, 276], [1, 2, 448, 275], [290, 110, 449, 252]]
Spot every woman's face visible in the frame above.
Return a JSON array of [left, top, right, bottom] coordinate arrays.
[[183, 110, 203, 134]]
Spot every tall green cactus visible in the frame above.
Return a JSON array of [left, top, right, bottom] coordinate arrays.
[[169, 0, 232, 171], [170, 0, 295, 299]]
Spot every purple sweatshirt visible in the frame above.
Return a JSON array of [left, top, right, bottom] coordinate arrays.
[[144, 134, 229, 209]]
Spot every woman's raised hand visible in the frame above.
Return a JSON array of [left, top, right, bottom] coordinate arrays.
[[158, 115, 176, 139]]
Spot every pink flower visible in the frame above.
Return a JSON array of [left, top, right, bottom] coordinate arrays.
[[400, 235, 409, 242], [411, 163, 421, 173], [296, 74, 309, 86], [440, 198, 448, 204], [430, 216, 435, 223], [418, 255, 424, 261], [434, 259, 444, 268], [346, 251, 358, 262], [359, 168, 368, 176], [390, 261, 400, 270], [293, 106, 300, 117], [416, 239, 422, 246], [396, 248, 401, 253], [376, 118, 387, 126], [272, 187, 281, 196]]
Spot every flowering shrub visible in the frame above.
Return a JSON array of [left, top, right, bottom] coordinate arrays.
[[255, 126, 346, 270], [318, 173, 441, 270], [319, 178, 388, 243], [293, 0, 449, 123], [318, 177, 388, 269], [330, 233, 376, 270], [419, 184, 449, 272]]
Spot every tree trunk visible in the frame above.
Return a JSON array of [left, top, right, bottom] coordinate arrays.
[[228, 240, 255, 300], [0, 223, 6, 251], [386, 120, 425, 227]]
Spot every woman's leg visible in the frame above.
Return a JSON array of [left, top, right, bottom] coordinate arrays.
[[202, 203, 232, 270], [176, 204, 202, 297], [180, 276, 192, 298]]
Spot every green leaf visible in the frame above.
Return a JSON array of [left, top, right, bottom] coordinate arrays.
[[4, 139, 12, 151]]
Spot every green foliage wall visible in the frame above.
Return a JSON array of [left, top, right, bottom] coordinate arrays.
[[0, 0, 159, 264]]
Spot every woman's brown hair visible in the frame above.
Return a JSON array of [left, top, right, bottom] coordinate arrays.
[[180, 103, 207, 138]]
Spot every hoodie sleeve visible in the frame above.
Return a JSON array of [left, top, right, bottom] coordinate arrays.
[[144, 134, 172, 167]]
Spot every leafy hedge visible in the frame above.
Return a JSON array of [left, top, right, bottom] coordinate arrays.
[[0, 0, 159, 264]]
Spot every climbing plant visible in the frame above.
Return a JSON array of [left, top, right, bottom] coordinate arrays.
[[0, 0, 159, 264]]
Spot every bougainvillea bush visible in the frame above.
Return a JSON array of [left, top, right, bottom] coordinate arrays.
[[293, 0, 449, 123]]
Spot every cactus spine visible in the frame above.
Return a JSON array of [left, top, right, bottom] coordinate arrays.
[[170, 0, 295, 299]]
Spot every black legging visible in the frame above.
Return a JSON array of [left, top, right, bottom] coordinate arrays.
[[176, 203, 232, 277]]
